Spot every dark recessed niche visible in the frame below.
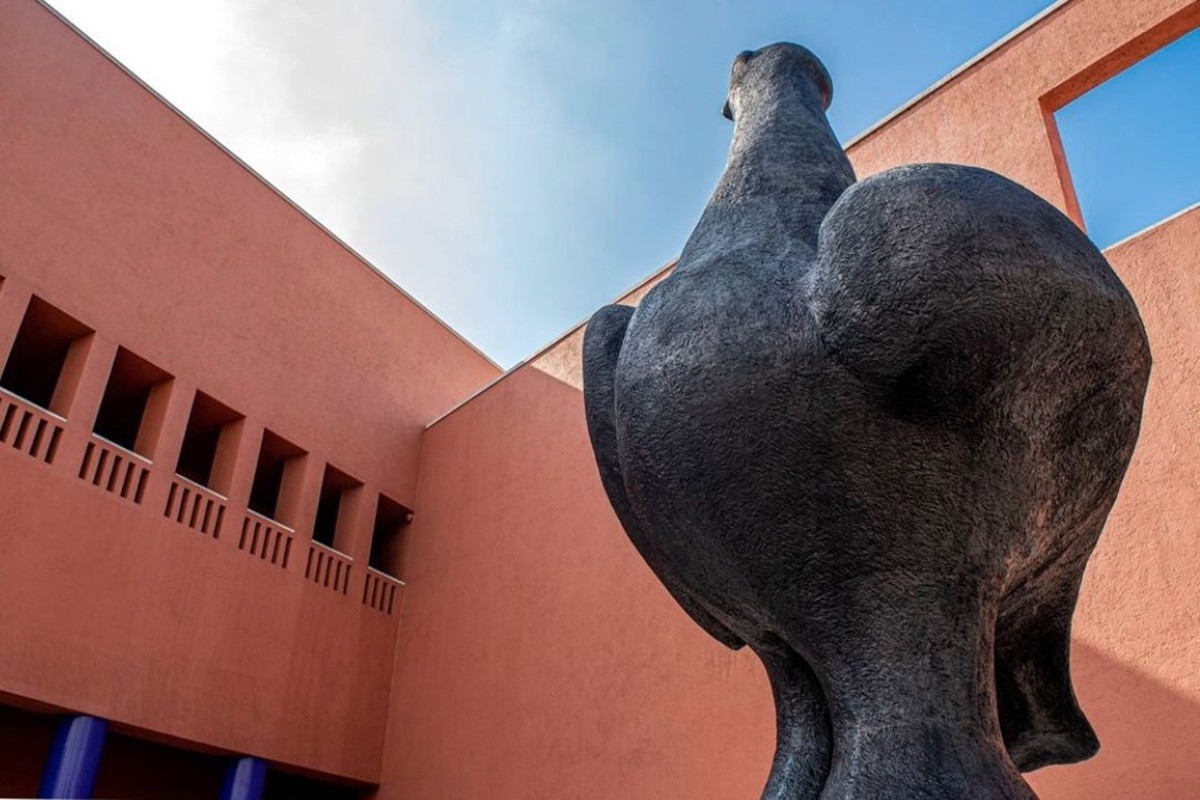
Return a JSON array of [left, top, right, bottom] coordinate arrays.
[[175, 391, 243, 491], [93, 347, 172, 455], [247, 429, 306, 524], [369, 494, 411, 579], [0, 296, 93, 413], [312, 465, 362, 549]]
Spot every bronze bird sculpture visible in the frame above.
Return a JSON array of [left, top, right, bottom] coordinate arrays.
[[583, 43, 1150, 799]]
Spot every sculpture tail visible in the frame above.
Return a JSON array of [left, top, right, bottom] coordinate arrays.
[[996, 599, 1100, 771]]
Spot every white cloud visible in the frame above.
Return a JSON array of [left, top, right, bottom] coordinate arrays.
[[47, 0, 367, 236], [47, 1, 490, 336]]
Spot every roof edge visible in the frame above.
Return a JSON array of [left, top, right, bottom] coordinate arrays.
[[843, 0, 1073, 149], [424, 259, 676, 429], [1103, 200, 1200, 253]]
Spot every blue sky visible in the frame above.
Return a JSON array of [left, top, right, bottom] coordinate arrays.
[[1055, 29, 1199, 249], [49, 1, 1197, 366]]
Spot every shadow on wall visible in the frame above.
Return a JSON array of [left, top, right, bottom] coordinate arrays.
[[1028, 642, 1198, 798]]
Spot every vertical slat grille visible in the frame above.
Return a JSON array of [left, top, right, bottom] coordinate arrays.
[[163, 477, 226, 538], [362, 569, 403, 615], [237, 512, 293, 570], [305, 542, 352, 595], [0, 391, 64, 464], [77, 436, 150, 504]]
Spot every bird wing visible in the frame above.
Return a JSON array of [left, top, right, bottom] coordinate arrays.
[[811, 162, 1149, 770], [583, 303, 744, 650]]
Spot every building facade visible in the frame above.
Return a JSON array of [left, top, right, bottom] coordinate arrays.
[[0, 0, 1197, 797]]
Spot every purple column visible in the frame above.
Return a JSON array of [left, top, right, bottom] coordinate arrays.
[[220, 756, 267, 800], [39, 715, 107, 799]]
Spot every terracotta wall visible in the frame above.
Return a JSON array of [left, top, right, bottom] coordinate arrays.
[[1, 0, 1196, 794], [380, 0, 1200, 797], [0, 0, 497, 786]]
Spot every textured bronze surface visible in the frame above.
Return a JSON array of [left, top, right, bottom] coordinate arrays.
[[584, 43, 1151, 799]]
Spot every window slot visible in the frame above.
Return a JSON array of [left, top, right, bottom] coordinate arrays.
[[0, 296, 93, 414], [93, 347, 172, 456], [247, 430, 306, 526], [369, 494, 412, 579], [176, 392, 243, 493], [312, 465, 362, 550]]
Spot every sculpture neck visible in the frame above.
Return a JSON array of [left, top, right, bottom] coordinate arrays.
[[680, 89, 855, 267]]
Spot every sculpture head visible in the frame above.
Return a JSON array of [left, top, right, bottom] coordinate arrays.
[[722, 42, 834, 121]]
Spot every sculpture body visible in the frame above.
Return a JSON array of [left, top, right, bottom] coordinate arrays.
[[583, 44, 1151, 799]]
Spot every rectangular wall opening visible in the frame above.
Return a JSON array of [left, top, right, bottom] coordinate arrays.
[[312, 465, 362, 550], [369, 494, 412, 578], [248, 429, 306, 526], [1052, 29, 1199, 248], [176, 391, 243, 493], [93, 347, 173, 455], [0, 296, 93, 413]]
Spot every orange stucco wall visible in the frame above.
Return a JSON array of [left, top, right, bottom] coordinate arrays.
[[378, 0, 1200, 797], [0, 0, 498, 787]]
